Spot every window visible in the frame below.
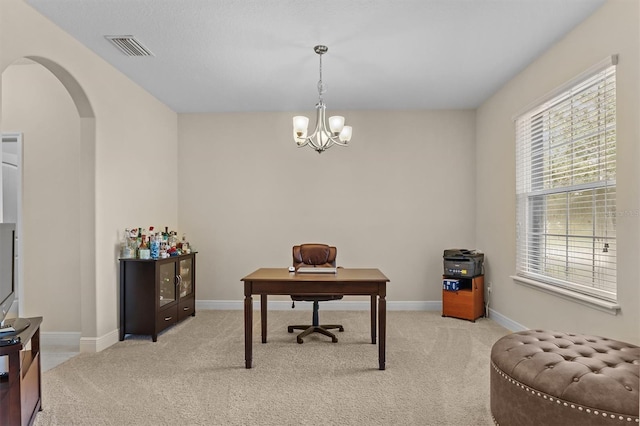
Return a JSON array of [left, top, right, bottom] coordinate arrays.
[[515, 57, 617, 303]]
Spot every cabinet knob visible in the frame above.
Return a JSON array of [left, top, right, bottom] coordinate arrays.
[[164, 316, 173, 321]]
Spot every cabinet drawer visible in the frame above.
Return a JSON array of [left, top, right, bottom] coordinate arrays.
[[178, 297, 195, 321], [157, 308, 178, 333], [442, 289, 476, 320]]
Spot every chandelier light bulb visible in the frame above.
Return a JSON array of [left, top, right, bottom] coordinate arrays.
[[293, 116, 309, 136], [339, 126, 352, 143], [328, 116, 345, 135]]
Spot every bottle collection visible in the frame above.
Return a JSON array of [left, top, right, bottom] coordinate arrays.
[[120, 226, 191, 260]]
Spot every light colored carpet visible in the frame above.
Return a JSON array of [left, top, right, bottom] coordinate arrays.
[[34, 310, 510, 425]]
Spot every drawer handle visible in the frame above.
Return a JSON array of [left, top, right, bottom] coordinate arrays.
[[183, 307, 190, 311], [164, 316, 173, 321]]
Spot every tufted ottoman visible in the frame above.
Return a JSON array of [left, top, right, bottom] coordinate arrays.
[[490, 330, 639, 425]]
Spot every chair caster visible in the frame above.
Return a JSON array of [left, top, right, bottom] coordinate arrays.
[[338, 326, 344, 332], [287, 326, 294, 333], [332, 336, 338, 343], [297, 337, 304, 344]]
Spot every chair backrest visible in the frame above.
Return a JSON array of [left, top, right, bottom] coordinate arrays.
[[292, 244, 337, 269]]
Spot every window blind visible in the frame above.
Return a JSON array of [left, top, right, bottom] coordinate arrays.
[[515, 58, 617, 302]]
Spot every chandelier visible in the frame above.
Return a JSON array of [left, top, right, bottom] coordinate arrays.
[[293, 45, 352, 154]]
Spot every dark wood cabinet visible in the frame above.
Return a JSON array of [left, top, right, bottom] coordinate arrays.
[[442, 275, 484, 322], [0, 317, 42, 426], [119, 253, 196, 341]]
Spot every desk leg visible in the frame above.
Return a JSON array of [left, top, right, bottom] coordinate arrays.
[[261, 295, 267, 343], [244, 287, 253, 369], [370, 295, 376, 344], [378, 293, 386, 370]]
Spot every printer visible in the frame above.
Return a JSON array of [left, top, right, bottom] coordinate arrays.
[[443, 249, 484, 277]]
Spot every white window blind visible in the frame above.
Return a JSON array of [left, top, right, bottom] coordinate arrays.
[[515, 57, 617, 302]]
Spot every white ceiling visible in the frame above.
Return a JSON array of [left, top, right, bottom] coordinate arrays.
[[24, 0, 605, 113]]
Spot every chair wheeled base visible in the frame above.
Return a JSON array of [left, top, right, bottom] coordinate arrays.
[[288, 300, 344, 344], [288, 324, 344, 344]]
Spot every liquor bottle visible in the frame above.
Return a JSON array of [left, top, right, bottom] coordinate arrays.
[[129, 233, 137, 258], [181, 234, 190, 254], [121, 229, 135, 259], [150, 233, 160, 259], [139, 235, 151, 259], [159, 237, 168, 258], [169, 231, 178, 249]]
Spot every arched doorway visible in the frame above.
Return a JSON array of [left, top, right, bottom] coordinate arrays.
[[0, 56, 96, 351]]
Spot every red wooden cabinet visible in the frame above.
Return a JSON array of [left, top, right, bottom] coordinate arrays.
[[442, 275, 484, 322]]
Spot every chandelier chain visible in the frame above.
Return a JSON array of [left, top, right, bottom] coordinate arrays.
[[317, 53, 325, 101]]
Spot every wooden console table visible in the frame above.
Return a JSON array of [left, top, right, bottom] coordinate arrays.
[[0, 316, 43, 426], [241, 268, 389, 370]]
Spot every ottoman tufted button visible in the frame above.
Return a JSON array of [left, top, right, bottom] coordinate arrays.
[[573, 377, 579, 382]]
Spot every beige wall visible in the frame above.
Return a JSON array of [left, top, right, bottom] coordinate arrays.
[[178, 110, 476, 303], [0, 0, 178, 349], [2, 61, 81, 331], [476, 0, 639, 343]]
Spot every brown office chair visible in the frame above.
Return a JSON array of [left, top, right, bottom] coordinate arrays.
[[288, 243, 344, 344]]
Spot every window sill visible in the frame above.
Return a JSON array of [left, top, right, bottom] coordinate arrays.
[[510, 275, 620, 315]]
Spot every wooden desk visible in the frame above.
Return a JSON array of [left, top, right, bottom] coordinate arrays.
[[241, 268, 389, 370]]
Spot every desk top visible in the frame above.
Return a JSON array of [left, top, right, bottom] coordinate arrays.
[[241, 268, 389, 283]]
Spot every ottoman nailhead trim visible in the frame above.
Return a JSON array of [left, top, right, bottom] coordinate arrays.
[[492, 362, 639, 423]]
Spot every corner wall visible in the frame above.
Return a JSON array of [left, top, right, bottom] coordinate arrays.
[[475, 0, 639, 343]]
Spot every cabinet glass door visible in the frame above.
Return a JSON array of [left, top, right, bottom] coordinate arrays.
[[159, 262, 176, 307], [179, 257, 193, 298]]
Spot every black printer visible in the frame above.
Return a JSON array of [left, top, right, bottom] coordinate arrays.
[[443, 249, 484, 277]]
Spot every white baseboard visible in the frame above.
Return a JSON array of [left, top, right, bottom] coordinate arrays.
[[41, 331, 81, 348], [79, 328, 119, 353], [487, 308, 527, 332], [40, 330, 118, 353]]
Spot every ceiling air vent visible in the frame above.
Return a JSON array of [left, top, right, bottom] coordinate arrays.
[[105, 35, 154, 57]]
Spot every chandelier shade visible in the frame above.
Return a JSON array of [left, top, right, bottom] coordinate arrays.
[[293, 45, 352, 154]]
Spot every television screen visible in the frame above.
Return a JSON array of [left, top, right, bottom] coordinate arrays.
[[0, 223, 16, 325]]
